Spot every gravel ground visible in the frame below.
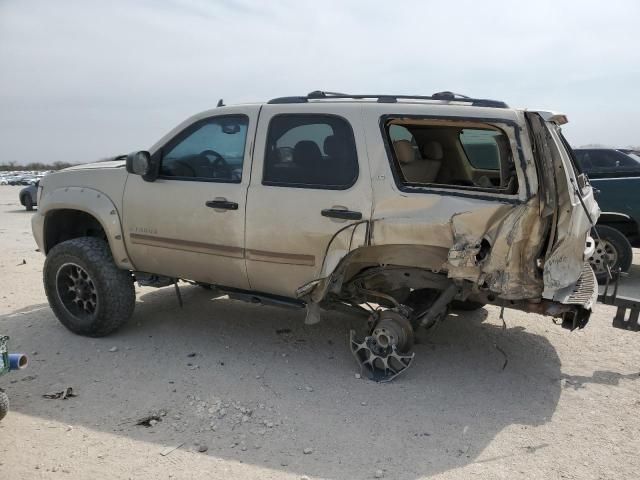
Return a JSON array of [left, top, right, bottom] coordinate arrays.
[[1, 185, 639, 480]]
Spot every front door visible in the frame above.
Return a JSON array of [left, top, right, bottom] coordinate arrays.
[[245, 104, 372, 297], [122, 106, 259, 289]]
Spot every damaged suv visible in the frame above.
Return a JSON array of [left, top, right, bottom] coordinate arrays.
[[32, 91, 599, 381]]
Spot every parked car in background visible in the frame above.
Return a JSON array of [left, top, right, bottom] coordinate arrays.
[[19, 182, 38, 211], [6, 176, 23, 185], [619, 148, 640, 160], [572, 148, 640, 282]]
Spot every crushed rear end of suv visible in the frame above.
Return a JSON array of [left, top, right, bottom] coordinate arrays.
[[32, 91, 600, 381]]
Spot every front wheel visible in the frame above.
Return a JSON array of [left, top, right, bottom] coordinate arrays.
[[44, 237, 136, 337], [0, 390, 9, 421], [24, 195, 34, 211], [590, 225, 633, 283]]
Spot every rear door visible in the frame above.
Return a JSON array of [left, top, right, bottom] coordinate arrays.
[[363, 105, 544, 299], [245, 104, 372, 297], [526, 112, 600, 300]]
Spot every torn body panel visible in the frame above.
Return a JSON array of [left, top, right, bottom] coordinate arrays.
[[446, 197, 548, 299], [526, 113, 600, 301], [302, 108, 594, 323]]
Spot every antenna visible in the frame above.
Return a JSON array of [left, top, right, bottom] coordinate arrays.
[[217, 99, 225, 107]]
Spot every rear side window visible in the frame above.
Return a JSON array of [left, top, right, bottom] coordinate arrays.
[[263, 115, 358, 189], [384, 119, 518, 194], [574, 149, 639, 172]]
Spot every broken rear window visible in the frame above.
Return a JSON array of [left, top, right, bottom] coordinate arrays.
[[384, 119, 518, 194]]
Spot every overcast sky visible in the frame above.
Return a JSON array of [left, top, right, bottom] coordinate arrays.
[[1, 0, 639, 165]]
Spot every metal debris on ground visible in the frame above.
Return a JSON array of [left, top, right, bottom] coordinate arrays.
[[494, 343, 508, 370], [135, 409, 167, 427], [159, 442, 184, 456], [43, 387, 77, 400], [494, 308, 509, 369]]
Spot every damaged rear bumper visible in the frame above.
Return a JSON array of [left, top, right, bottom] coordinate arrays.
[[491, 263, 597, 330], [543, 262, 598, 329], [550, 262, 599, 311]]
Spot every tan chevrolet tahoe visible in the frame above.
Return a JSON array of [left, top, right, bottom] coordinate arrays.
[[32, 91, 600, 381]]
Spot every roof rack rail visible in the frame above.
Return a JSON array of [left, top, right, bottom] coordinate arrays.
[[267, 90, 508, 108]]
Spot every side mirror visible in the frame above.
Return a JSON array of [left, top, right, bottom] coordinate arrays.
[[126, 151, 158, 181]]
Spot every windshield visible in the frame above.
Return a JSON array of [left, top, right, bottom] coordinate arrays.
[[626, 152, 640, 163]]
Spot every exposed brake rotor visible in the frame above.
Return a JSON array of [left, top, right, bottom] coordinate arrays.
[[350, 310, 415, 383]]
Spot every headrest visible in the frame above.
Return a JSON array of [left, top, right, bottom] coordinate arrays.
[[422, 141, 443, 161], [323, 135, 341, 158], [393, 140, 415, 164], [294, 140, 322, 167]]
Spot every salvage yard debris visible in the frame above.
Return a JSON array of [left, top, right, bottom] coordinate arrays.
[[43, 387, 76, 400], [159, 442, 184, 457], [135, 410, 167, 427]]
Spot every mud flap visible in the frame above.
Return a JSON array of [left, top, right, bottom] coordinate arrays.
[[349, 330, 415, 383]]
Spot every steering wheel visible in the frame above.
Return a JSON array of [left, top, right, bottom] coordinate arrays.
[[200, 149, 232, 179]]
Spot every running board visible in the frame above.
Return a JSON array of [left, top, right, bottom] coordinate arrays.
[[219, 286, 306, 310]]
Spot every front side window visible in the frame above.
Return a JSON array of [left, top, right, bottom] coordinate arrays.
[[160, 115, 248, 182], [385, 119, 518, 193], [263, 115, 358, 189]]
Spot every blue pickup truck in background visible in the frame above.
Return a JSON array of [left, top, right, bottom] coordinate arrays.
[[572, 148, 640, 282]]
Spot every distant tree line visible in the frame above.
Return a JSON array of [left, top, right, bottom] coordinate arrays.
[[0, 161, 75, 172]]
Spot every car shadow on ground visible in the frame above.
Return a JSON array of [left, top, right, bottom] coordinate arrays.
[[4, 209, 34, 214], [2, 284, 564, 480]]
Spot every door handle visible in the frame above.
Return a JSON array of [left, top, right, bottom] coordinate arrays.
[[206, 199, 238, 210], [321, 208, 362, 220]]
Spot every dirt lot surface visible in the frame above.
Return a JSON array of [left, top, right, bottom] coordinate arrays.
[[1, 185, 639, 480]]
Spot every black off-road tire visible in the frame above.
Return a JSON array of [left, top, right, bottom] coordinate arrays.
[[591, 225, 633, 283], [0, 390, 9, 421], [24, 195, 34, 211], [44, 237, 136, 337]]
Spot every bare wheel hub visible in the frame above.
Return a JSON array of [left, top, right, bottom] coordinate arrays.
[[56, 263, 98, 319], [371, 313, 414, 354], [350, 310, 415, 382]]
